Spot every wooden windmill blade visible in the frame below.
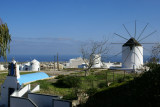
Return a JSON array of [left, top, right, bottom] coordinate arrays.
[[137, 23, 149, 40], [123, 24, 132, 38], [107, 47, 130, 60], [114, 33, 129, 40]]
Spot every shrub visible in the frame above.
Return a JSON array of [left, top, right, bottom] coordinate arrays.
[[117, 78, 124, 83], [85, 64, 160, 107], [56, 76, 81, 88], [98, 82, 108, 88], [63, 91, 78, 100], [55, 75, 65, 79], [86, 88, 98, 96]]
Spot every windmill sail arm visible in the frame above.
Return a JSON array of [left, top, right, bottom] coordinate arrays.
[[114, 33, 128, 40], [107, 47, 130, 60], [123, 24, 132, 38], [138, 30, 157, 42], [137, 23, 149, 40]]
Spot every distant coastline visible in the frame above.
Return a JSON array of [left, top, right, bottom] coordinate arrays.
[[0, 54, 150, 62]]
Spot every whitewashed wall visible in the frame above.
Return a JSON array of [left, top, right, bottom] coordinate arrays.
[[31, 85, 40, 93], [11, 84, 30, 97], [0, 76, 20, 107], [122, 46, 143, 69]]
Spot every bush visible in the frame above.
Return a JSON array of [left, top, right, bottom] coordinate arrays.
[[63, 91, 78, 100], [117, 78, 124, 83], [85, 64, 160, 107], [56, 76, 81, 88], [55, 75, 65, 79], [86, 88, 98, 96], [98, 82, 108, 88]]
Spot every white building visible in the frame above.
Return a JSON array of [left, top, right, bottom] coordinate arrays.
[[122, 38, 143, 69], [30, 59, 40, 71], [91, 54, 103, 68], [102, 62, 122, 68], [0, 60, 71, 107], [78, 63, 87, 69], [65, 57, 86, 68], [19, 59, 40, 71], [0, 64, 6, 71]]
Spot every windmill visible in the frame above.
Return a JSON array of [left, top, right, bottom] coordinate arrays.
[[112, 21, 157, 71]]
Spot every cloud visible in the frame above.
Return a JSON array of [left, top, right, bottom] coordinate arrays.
[[10, 36, 82, 55], [12, 36, 75, 42]]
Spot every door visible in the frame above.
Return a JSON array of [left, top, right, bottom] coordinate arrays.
[[8, 88, 15, 107]]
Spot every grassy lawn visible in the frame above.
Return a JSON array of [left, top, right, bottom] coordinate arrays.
[[31, 80, 72, 97], [29, 70, 135, 100], [0, 69, 135, 100], [78, 70, 135, 90]]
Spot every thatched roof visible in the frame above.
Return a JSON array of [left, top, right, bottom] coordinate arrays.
[[123, 37, 142, 47]]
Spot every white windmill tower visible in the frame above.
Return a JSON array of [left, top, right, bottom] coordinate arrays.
[[92, 54, 103, 68], [113, 21, 157, 71], [122, 37, 143, 69]]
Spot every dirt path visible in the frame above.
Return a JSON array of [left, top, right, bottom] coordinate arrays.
[[41, 70, 81, 76]]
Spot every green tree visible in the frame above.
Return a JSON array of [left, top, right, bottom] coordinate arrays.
[[0, 18, 11, 61]]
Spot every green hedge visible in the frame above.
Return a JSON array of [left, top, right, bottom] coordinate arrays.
[[55, 76, 81, 88], [85, 65, 160, 107]]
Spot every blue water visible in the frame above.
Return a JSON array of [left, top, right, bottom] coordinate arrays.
[[0, 55, 81, 62], [0, 54, 150, 62]]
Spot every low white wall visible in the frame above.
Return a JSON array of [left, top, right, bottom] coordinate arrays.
[[31, 85, 40, 93], [10, 96, 37, 107], [11, 84, 30, 97], [52, 99, 72, 107], [28, 93, 60, 107]]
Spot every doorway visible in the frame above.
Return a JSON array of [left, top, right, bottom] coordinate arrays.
[[8, 88, 15, 107]]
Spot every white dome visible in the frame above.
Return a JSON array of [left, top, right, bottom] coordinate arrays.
[[31, 59, 39, 64], [30, 59, 40, 71]]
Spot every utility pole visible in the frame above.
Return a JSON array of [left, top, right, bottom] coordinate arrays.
[[54, 56, 56, 70], [57, 53, 59, 71]]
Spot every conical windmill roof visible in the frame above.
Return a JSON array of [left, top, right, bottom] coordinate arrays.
[[123, 37, 142, 47]]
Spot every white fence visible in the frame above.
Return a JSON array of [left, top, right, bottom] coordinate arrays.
[[11, 84, 30, 97], [31, 85, 40, 93]]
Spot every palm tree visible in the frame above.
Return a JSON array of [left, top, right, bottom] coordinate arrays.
[[0, 18, 11, 61]]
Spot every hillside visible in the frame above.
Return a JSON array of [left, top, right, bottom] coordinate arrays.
[[85, 65, 160, 107]]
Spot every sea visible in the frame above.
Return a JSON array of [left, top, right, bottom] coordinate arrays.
[[0, 54, 151, 63]]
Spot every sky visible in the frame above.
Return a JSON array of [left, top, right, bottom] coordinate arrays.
[[0, 0, 160, 55]]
